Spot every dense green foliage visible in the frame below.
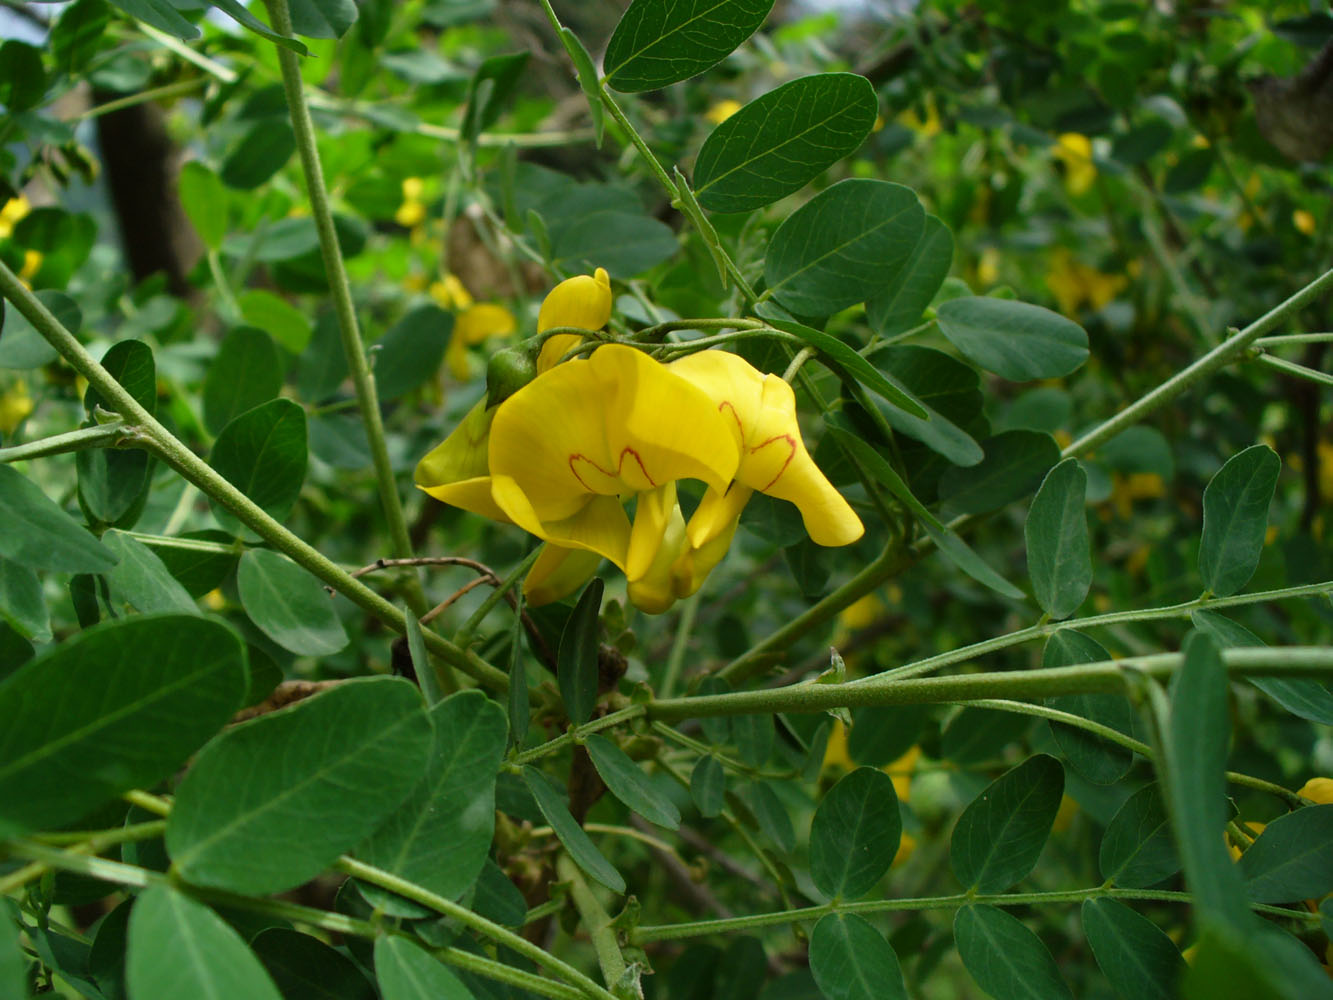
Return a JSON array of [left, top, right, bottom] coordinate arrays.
[[2, 1, 1333, 998]]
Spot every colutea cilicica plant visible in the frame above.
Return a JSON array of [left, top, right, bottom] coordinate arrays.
[[1, 1, 1332, 999]]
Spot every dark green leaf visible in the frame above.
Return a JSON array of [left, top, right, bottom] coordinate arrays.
[[0, 41, 47, 113], [0, 465, 117, 573], [866, 215, 955, 336], [1043, 631, 1135, 785], [690, 755, 726, 818], [954, 904, 1072, 1000], [522, 766, 625, 893], [87, 897, 130, 1000], [936, 297, 1089, 381], [237, 548, 348, 656], [756, 309, 928, 419], [462, 52, 529, 143], [810, 767, 901, 900], [179, 160, 228, 250], [52, 0, 111, 76], [941, 707, 1033, 765], [828, 428, 1024, 598], [1025, 458, 1092, 619], [1081, 898, 1184, 1000], [288, 0, 358, 38], [100, 530, 199, 615], [1239, 804, 1333, 903], [0, 556, 49, 642], [846, 705, 927, 767], [238, 289, 312, 353], [221, 121, 296, 190], [558, 578, 603, 725], [550, 210, 678, 279], [204, 327, 285, 435], [951, 754, 1064, 892], [373, 305, 452, 401], [605, 0, 776, 92], [809, 913, 907, 1000], [731, 712, 774, 767], [203, 0, 309, 51], [167, 676, 432, 894], [0, 615, 246, 838], [1198, 445, 1280, 597], [864, 344, 983, 466], [0, 289, 79, 369], [297, 312, 349, 401], [374, 936, 475, 1000], [585, 733, 680, 829], [127, 885, 281, 1000], [764, 179, 925, 316], [150, 530, 239, 599], [1099, 783, 1180, 888], [0, 917, 20, 1000], [939, 429, 1059, 517], [208, 398, 308, 534], [358, 691, 507, 906], [742, 780, 795, 854], [252, 928, 374, 1000], [77, 340, 155, 526], [559, 27, 605, 145], [1159, 631, 1250, 927], [694, 73, 878, 213]]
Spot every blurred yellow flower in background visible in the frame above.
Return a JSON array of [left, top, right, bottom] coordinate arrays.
[[1045, 248, 1126, 317], [1053, 133, 1096, 196], [705, 99, 743, 124], [446, 303, 518, 380], [0, 195, 30, 239], [1293, 209, 1316, 236], [394, 176, 427, 228], [0, 380, 34, 434]]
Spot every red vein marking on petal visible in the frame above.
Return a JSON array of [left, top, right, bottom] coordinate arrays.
[[568, 447, 656, 492], [718, 400, 744, 439], [751, 434, 796, 491]]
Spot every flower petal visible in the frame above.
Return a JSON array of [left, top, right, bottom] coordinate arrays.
[[491, 476, 631, 569], [627, 483, 678, 582], [627, 501, 688, 615], [536, 268, 611, 374], [525, 543, 603, 606], [415, 399, 510, 521]]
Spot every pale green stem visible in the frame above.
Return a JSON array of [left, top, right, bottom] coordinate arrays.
[[659, 590, 701, 699], [121, 531, 237, 554], [265, 0, 427, 619], [0, 422, 127, 463], [1251, 351, 1333, 388], [0, 259, 507, 691], [781, 347, 815, 383], [530, 823, 677, 856], [652, 722, 797, 783], [653, 647, 1333, 721], [509, 705, 647, 767], [957, 698, 1301, 806], [338, 856, 619, 1000], [206, 250, 242, 321], [1063, 266, 1333, 457], [556, 854, 628, 995], [1254, 332, 1333, 346], [160, 481, 200, 535], [861, 578, 1333, 687], [630, 886, 1316, 944], [73, 78, 205, 121]]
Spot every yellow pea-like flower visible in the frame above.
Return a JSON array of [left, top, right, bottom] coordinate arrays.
[[535, 267, 612, 372]]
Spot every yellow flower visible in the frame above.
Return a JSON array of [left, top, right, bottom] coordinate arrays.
[[898, 96, 940, 138], [1045, 248, 1126, 317], [430, 274, 474, 310], [446, 303, 518, 380], [415, 397, 510, 523], [0, 195, 30, 239], [402, 177, 424, 201], [525, 544, 604, 607], [1054, 133, 1096, 197], [395, 200, 426, 228], [1299, 777, 1333, 805], [18, 249, 42, 282], [536, 268, 612, 372], [705, 99, 743, 124], [488, 344, 739, 574], [0, 379, 34, 433], [1108, 471, 1165, 520], [976, 246, 1001, 288], [1294, 209, 1317, 236], [668, 349, 864, 572]]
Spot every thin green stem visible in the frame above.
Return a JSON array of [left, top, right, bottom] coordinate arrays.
[[630, 885, 1316, 943], [1251, 351, 1333, 388], [1063, 266, 1333, 457], [860, 578, 1333, 686], [659, 590, 701, 699], [1253, 332, 1333, 347], [337, 856, 619, 1000], [121, 531, 238, 555], [509, 706, 647, 767], [265, 0, 427, 619], [0, 422, 129, 463], [0, 259, 506, 691], [74, 78, 205, 121], [456, 545, 544, 648], [781, 347, 815, 384], [637, 318, 767, 341], [652, 722, 796, 782], [654, 647, 1333, 721], [957, 698, 1301, 805], [556, 854, 628, 996]]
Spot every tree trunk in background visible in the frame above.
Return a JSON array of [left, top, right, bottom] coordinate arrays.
[[92, 91, 202, 298]]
